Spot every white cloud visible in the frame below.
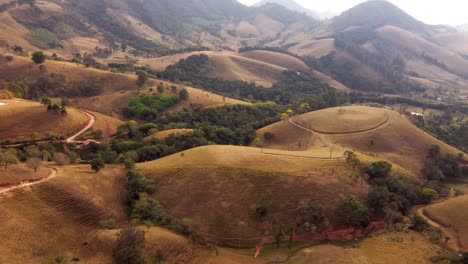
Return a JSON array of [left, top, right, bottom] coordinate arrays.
[[238, 0, 467, 26]]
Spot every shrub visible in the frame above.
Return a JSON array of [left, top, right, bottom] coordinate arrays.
[[255, 205, 268, 218], [410, 215, 429, 231], [420, 188, 439, 204], [264, 132, 275, 140], [0, 89, 13, 99], [31, 51, 47, 64]]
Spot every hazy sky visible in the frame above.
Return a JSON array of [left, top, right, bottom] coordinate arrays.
[[237, 0, 467, 26]]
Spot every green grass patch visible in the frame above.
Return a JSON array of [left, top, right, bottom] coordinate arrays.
[[25, 28, 60, 49]]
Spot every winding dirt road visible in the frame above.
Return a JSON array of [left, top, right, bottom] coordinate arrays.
[[0, 167, 57, 195], [416, 202, 464, 252], [66, 110, 96, 143]]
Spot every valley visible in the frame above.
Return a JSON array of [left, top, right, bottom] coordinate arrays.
[[0, 0, 467, 263]]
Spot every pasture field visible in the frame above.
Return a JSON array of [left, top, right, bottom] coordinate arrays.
[[0, 99, 88, 141], [138, 145, 369, 243], [258, 105, 465, 174]]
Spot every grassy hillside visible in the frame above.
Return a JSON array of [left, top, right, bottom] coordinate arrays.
[[207, 53, 285, 87], [0, 54, 139, 95], [0, 164, 50, 186], [0, 99, 88, 141], [239, 50, 310, 72], [287, 232, 454, 264], [425, 196, 468, 250], [0, 164, 200, 263], [138, 145, 368, 244], [258, 106, 464, 174], [0, 165, 126, 263]]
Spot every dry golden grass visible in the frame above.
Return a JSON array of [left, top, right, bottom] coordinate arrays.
[[377, 26, 468, 78], [0, 165, 127, 263], [239, 50, 310, 72], [287, 231, 451, 264], [425, 196, 468, 250], [137, 51, 215, 71], [89, 110, 124, 137], [207, 53, 285, 87], [258, 106, 463, 175], [289, 38, 335, 58], [0, 164, 50, 185], [296, 106, 389, 134], [0, 12, 35, 50], [138, 51, 289, 87], [138, 145, 368, 241], [0, 54, 139, 94], [0, 99, 88, 140], [145, 129, 195, 141], [434, 32, 468, 56]]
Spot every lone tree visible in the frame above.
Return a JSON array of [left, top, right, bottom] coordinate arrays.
[[31, 51, 46, 64], [26, 157, 43, 173], [136, 71, 148, 87], [179, 88, 189, 101], [53, 153, 70, 167], [90, 158, 105, 173], [113, 226, 146, 264]]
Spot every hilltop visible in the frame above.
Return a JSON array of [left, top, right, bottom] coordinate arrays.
[[138, 145, 369, 243], [257, 106, 465, 174]]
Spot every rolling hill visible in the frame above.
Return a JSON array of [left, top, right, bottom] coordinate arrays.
[[0, 99, 88, 141], [138, 145, 369, 245], [257, 106, 465, 174], [0, 164, 201, 263]]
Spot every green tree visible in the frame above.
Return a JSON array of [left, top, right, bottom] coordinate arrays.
[[335, 198, 370, 227], [0, 151, 19, 170], [136, 71, 148, 87], [31, 51, 46, 64], [420, 188, 439, 204], [367, 161, 392, 179], [90, 158, 105, 173], [113, 226, 146, 264]]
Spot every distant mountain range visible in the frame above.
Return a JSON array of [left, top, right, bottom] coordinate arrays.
[[1, 0, 467, 97], [253, 0, 317, 17]]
